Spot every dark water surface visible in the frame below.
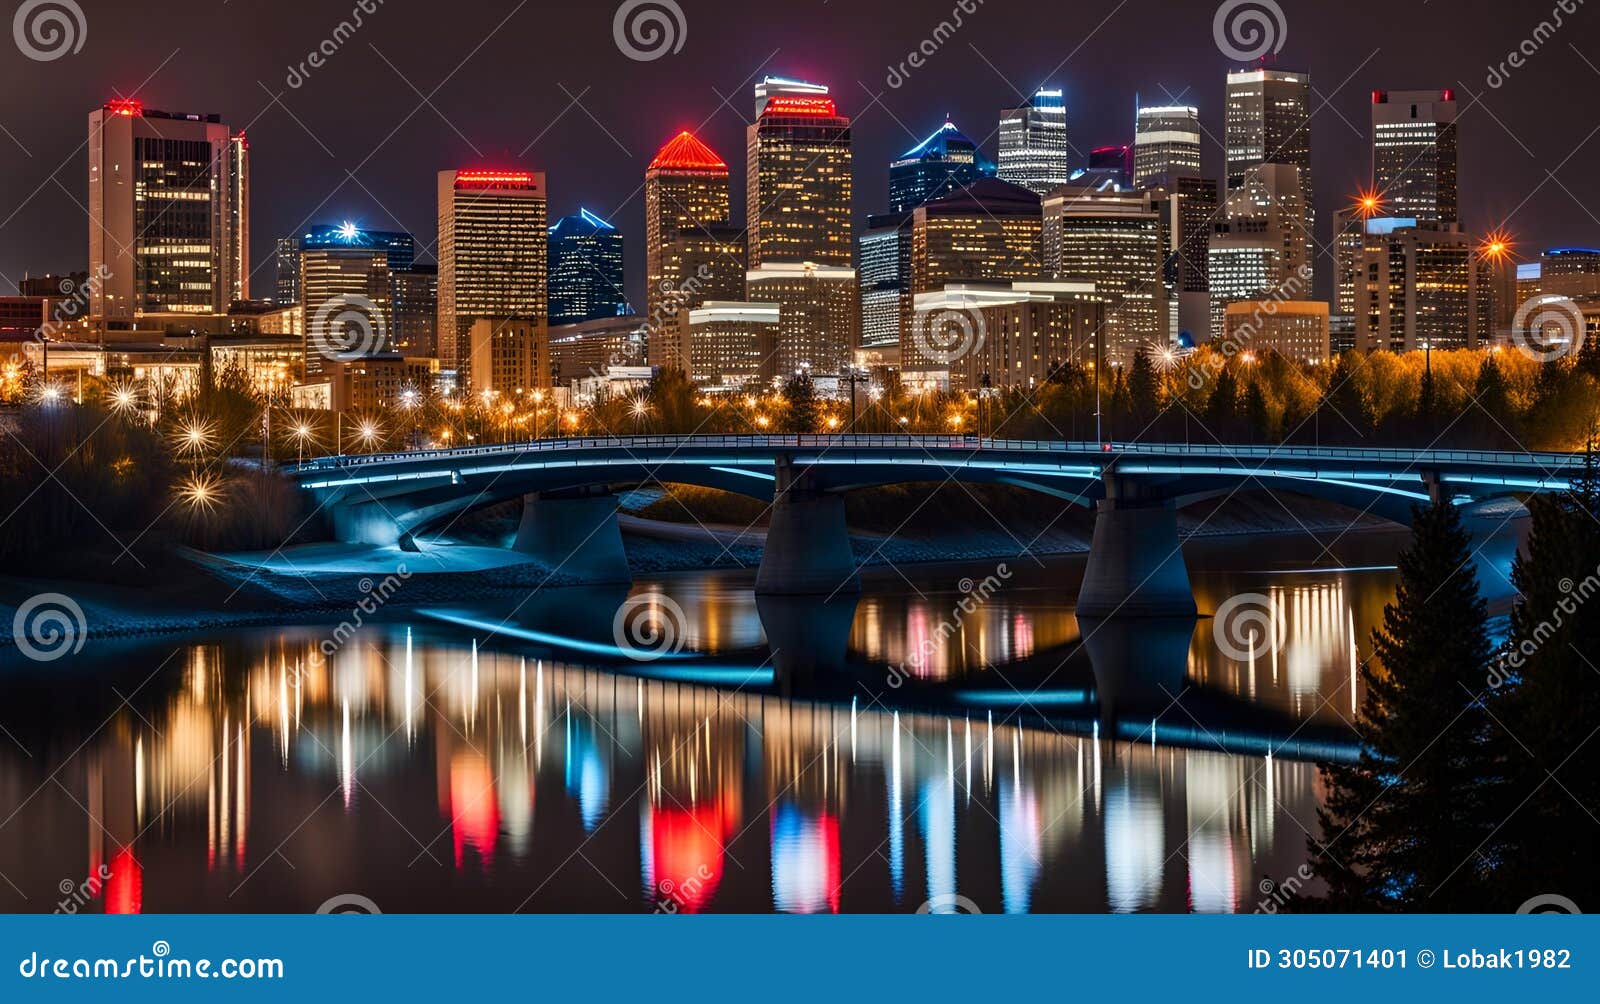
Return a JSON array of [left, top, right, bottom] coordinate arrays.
[[0, 528, 1517, 913]]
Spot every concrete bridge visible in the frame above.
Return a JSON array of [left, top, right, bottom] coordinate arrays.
[[287, 435, 1582, 614]]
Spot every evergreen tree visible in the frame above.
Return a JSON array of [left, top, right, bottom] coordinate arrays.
[[1243, 380, 1269, 444], [1203, 367, 1238, 435], [1309, 500, 1505, 911], [1128, 348, 1160, 426], [1496, 442, 1600, 908], [783, 372, 819, 434]]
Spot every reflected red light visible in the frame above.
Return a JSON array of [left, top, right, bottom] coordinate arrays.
[[450, 754, 500, 869], [648, 801, 729, 913], [104, 848, 143, 915], [764, 96, 840, 117]]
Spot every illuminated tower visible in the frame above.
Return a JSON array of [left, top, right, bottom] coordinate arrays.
[[1132, 105, 1202, 188], [644, 130, 742, 334], [88, 99, 248, 321], [997, 88, 1070, 195], [1225, 69, 1311, 191], [436, 170, 547, 385], [1372, 89, 1459, 224], [746, 79, 857, 375], [548, 209, 627, 325], [888, 118, 997, 212]]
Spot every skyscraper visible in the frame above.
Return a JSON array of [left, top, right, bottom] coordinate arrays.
[[997, 88, 1070, 195], [299, 246, 392, 375], [88, 99, 249, 320], [391, 265, 438, 357], [436, 169, 547, 384], [1225, 164, 1310, 282], [1043, 186, 1164, 364], [1225, 69, 1312, 191], [1150, 176, 1220, 340], [1356, 218, 1487, 351], [548, 209, 627, 326], [1208, 164, 1310, 339], [888, 118, 997, 212], [1081, 145, 1133, 190], [1132, 106, 1202, 188], [746, 79, 856, 374], [1372, 89, 1459, 224], [645, 130, 739, 330], [857, 212, 912, 356]]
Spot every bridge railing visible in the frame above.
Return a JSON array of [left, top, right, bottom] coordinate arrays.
[[284, 434, 1589, 476]]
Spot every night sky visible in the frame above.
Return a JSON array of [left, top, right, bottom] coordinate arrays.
[[1, 0, 1596, 307]]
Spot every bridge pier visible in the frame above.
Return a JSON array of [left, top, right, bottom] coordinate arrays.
[[755, 458, 860, 596], [331, 499, 405, 547], [513, 488, 632, 584], [1076, 487, 1196, 619]]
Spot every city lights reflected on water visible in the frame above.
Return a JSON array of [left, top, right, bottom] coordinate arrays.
[[0, 556, 1407, 913]]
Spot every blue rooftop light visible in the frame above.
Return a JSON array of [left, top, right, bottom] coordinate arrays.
[[579, 207, 616, 230]]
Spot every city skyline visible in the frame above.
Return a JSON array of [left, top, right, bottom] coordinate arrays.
[[1, 0, 1595, 314]]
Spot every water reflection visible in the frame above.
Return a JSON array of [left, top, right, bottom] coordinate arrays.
[[0, 545, 1403, 914]]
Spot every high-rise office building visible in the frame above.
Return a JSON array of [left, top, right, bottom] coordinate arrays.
[[1132, 106, 1202, 188], [1356, 218, 1489, 352], [747, 79, 856, 374], [1225, 164, 1311, 284], [746, 85, 853, 268], [436, 169, 547, 384], [1150, 176, 1220, 341], [888, 118, 998, 212], [1539, 248, 1600, 298], [1332, 207, 1367, 317], [676, 301, 782, 387], [912, 282, 1104, 390], [905, 179, 1043, 372], [276, 222, 418, 306], [645, 130, 737, 330], [997, 88, 1070, 195], [88, 99, 249, 320], [754, 75, 832, 117], [299, 246, 393, 376], [1225, 69, 1312, 192], [857, 212, 912, 355], [1372, 89, 1459, 224], [1085, 145, 1134, 189], [1208, 229, 1287, 341], [548, 208, 627, 326], [391, 265, 438, 357], [1043, 186, 1165, 364], [1222, 300, 1330, 365]]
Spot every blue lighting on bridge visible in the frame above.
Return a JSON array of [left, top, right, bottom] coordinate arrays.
[[709, 466, 776, 482]]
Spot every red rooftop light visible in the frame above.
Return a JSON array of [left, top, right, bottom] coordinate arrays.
[[106, 99, 143, 117], [455, 170, 537, 188], [764, 96, 840, 117], [649, 130, 728, 172]]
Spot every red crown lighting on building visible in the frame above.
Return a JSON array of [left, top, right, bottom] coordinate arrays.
[[648, 130, 728, 172], [763, 96, 840, 117], [454, 170, 538, 188], [105, 99, 144, 117]]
